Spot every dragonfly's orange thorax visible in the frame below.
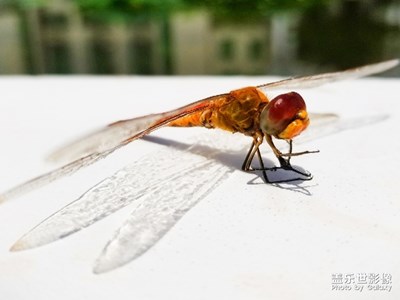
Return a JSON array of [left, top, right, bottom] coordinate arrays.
[[169, 86, 269, 136]]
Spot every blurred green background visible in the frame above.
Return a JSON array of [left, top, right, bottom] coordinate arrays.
[[1, 0, 399, 75]]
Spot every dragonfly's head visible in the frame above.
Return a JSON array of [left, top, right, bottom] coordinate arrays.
[[260, 92, 309, 139]]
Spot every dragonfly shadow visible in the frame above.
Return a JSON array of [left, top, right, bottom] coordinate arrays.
[[142, 134, 314, 195], [142, 134, 245, 170], [247, 175, 317, 196]]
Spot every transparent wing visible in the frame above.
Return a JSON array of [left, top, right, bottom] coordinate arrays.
[[47, 113, 169, 164], [0, 97, 217, 203], [257, 59, 399, 92], [10, 132, 236, 257], [93, 152, 229, 273]]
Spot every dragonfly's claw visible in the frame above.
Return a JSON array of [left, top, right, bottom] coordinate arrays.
[[278, 156, 291, 168]]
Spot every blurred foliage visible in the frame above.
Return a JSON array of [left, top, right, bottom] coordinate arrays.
[[188, 0, 328, 21], [2, 0, 45, 8], [74, 0, 329, 22], [11, 0, 329, 21], [73, 0, 184, 21], [73, 0, 327, 12]]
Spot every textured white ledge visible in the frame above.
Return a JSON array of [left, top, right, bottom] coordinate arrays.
[[0, 76, 399, 299]]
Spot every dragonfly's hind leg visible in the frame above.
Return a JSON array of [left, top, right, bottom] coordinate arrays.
[[241, 135, 263, 171], [242, 135, 271, 182]]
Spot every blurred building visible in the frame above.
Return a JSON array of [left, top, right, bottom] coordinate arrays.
[[0, 2, 272, 75], [0, 9, 25, 74], [171, 11, 271, 74], [0, 0, 399, 75], [23, 1, 166, 74]]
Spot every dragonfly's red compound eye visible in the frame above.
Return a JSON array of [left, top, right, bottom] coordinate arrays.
[[260, 92, 309, 139]]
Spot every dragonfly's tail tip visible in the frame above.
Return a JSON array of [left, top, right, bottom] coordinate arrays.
[[0, 195, 8, 205], [10, 241, 23, 252], [45, 153, 62, 164], [384, 58, 400, 69], [93, 258, 122, 274], [0, 190, 19, 204], [9, 239, 31, 252], [92, 263, 108, 275]]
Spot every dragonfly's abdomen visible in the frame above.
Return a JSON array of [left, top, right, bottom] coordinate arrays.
[[169, 87, 269, 135]]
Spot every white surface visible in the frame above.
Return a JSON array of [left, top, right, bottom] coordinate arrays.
[[0, 76, 399, 299]]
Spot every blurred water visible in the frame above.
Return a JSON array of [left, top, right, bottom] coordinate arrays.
[[0, 0, 399, 76]]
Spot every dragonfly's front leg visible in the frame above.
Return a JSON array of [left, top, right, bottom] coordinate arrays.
[[265, 135, 290, 167], [265, 135, 313, 180], [280, 140, 320, 163]]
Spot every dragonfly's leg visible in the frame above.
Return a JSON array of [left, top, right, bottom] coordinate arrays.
[[241, 141, 255, 171], [265, 134, 289, 167], [241, 136, 263, 172], [255, 145, 270, 182], [266, 135, 317, 166], [281, 140, 320, 158], [280, 150, 320, 157], [287, 140, 293, 164], [242, 138, 273, 182]]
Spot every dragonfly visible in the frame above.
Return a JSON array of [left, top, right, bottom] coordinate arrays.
[[0, 59, 398, 273]]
